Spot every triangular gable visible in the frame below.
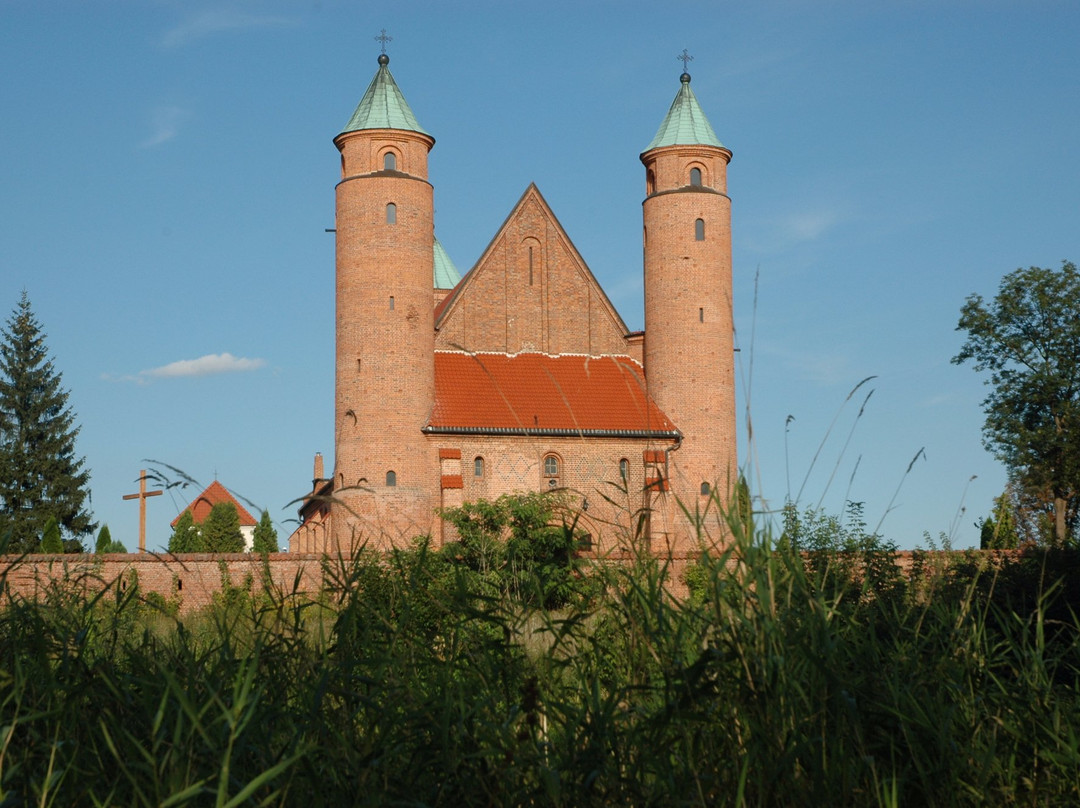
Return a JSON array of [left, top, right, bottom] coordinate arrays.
[[435, 184, 631, 357], [170, 480, 258, 527], [426, 352, 679, 437]]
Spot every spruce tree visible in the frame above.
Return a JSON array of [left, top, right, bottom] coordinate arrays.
[[0, 292, 95, 552], [252, 509, 279, 553]]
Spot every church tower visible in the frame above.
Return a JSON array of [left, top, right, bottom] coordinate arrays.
[[332, 53, 437, 547], [641, 66, 736, 547]]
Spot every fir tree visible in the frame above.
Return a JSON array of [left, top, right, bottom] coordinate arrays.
[[252, 509, 279, 553], [0, 292, 95, 552], [201, 502, 243, 553], [168, 510, 202, 553]]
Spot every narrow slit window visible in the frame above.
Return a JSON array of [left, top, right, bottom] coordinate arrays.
[[619, 458, 629, 481], [383, 152, 396, 170], [474, 457, 484, 477], [699, 307, 704, 323], [529, 246, 534, 286], [389, 296, 395, 310], [386, 203, 397, 224], [695, 218, 705, 241], [690, 167, 702, 186], [386, 470, 397, 487]]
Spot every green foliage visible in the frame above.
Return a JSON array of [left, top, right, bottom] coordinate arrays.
[[0, 292, 96, 552], [251, 509, 279, 553], [979, 490, 1021, 549], [3, 517, 1080, 805], [440, 491, 591, 608], [954, 261, 1080, 545], [39, 515, 62, 553], [167, 510, 202, 553], [201, 502, 243, 553], [95, 524, 126, 554]]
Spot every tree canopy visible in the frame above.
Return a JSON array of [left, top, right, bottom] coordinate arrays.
[[201, 502, 244, 553], [953, 261, 1080, 545], [0, 292, 95, 552], [168, 510, 202, 553]]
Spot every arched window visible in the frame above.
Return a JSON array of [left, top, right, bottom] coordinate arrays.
[[695, 218, 705, 241], [690, 167, 702, 186], [619, 458, 629, 481], [383, 152, 396, 171], [386, 470, 397, 487], [543, 454, 561, 488], [386, 203, 397, 224], [701, 482, 711, 496], [474, 457, 484, 477], [646, 169, 655, 195]]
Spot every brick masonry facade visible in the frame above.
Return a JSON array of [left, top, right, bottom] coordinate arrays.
[[297, 62, 741, 555]]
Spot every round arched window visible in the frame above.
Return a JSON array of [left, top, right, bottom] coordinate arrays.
[[383, 151, 397, 171], [543, 455, 560, 488], [690, 167, 702, 186]]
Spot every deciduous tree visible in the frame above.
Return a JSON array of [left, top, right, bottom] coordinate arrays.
[[0, 292, 95, 552], [953, 261, 1080, 545]]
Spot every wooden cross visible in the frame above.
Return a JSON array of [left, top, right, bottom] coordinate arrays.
[[123, 469, 162, 553]]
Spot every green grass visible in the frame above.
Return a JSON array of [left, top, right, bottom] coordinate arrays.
[[2, 511, 1079, 806]]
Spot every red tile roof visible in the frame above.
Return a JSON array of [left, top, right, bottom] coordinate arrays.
[[170, 480, 259, 527], [427, 352, 679, 437]]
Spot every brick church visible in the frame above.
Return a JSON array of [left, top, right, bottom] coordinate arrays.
[[288, 51, 736, 555]]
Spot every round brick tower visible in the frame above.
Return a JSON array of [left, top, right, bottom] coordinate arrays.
[[641, 69, 736, 549], [332, 53, 437, 548]]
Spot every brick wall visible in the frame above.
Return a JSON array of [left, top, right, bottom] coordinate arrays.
[[3, 550, 1040, 616], [1, 553, 333, 614]]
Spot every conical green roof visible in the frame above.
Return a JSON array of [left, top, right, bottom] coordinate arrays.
[[433, 238, 461, 289], [341, 55, 430, 136], [644, 73, 723, 151]]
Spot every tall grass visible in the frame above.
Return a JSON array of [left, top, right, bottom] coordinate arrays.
[[2, 509, 1079, 805]]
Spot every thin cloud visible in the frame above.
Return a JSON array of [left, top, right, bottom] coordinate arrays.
[[141, 353, 266, 379], [141, 105, 188, 148], [783, 208, 840, 242], [162, 9, 293, 48]]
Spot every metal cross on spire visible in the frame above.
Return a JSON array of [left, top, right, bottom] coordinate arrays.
[[677, 49, 694, 73], [375, 29, 392, 54]]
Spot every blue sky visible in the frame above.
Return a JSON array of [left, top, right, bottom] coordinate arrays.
[[2, 1, 1078, 551]]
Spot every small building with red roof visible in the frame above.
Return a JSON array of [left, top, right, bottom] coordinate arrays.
[[171, 480, 259, 552]]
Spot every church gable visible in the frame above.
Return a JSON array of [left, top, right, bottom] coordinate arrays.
[[435, 184, 630, 356]]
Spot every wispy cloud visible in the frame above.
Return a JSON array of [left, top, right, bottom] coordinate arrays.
[[162, 9, 293, 48], [142, 353, 266, 379], [140, 105, 188, 148], [783, 208, 840, 242]]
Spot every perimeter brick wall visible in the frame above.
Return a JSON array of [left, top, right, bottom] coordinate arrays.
[[1, 550, 1042, 614]]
